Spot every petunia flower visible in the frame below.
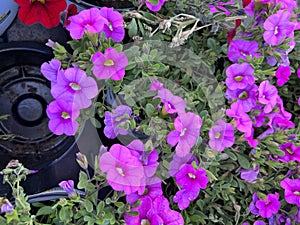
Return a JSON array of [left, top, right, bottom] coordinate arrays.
[[46, 98, 80, 136], [66, 8, 107, 40], [92, 47, 128, 80], [240, 166, 259, 183], [0, 200, 13, 214], [59, 180, 77, 197], [258, 80, 278, 113], [14, 0, 66, 28], [51, 67, 98, 109], [149, 77, 164, 92], [276, 142, 300, 163], [40, 59, 62, 85], [208, 119, 235, 152], [255, 193, 280, 218], [275, 65, 291, 86], [167, 112, 202, 157], [173, 188, 199, 210], [225, 63, 255, 90], [254, 220, 266, 225], [103, 105, 132, 139], [140, 0, 167, 12], [156, 88, 186, 114], [99, 7, 125, 42], [227, 39, 261, 63], [280, 178, 300, 207], [169, 153, 197, 177], [275, 0, 298, 14], [99, 144, 145, 195], [249, 193, 259, 215], [263, 10, 295, 46]]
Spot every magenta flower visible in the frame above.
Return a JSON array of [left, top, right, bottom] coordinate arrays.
[[92, 48, 128, 80], [150, 77, 164, 92], [169, 153, 197, 177], [175, 164, 209, 192], [140, 0, 167, 12], [276, 65, 291, 86], [167, 112, 202, 157], [103, 105, 132, 139], [173, 188, 199, 210], [0, 200, 13, 214], [59, 180, 76, 197], [263, 11, 295, 46], [227, 39, 261, 63], [258, 80, 278, 113], [275, 0, 298, 14], [254, 221, 266, 225], [297, 67, 300, 78], [225, 84, 258, 112], [249, 193, 259, 215], [208, 0, 234, 16], [276, 142, 300, 163], [127, 140, 159, 177], [46, 98, 80, 136], [208, 119, 235, 152], [255, 193, 280, 218], [156, 88, 186, 114], [124, 196, 184, 225], [40, 59, 62, 84], [99, 7, 125, 42], [240, 166, 259, 183], [51, 67, 98, 109], [99, 144, 145, 195], [66, 8, 107, 39], [225, 63, 255, 90], [280, 178, 300, 207]]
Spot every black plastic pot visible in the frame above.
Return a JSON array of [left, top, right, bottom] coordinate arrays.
[[67, 0, 135, 11], [0, 41, 81, 197]]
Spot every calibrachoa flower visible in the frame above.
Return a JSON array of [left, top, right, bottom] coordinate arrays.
[[46, 98, 80, 136], [208, 119, 235, 152], [156, 88, 186, 114], [103, 105, 132, 139], [258, 80, 278, 113], [92, 47, 128, 80], [169, 153, 197, 177], [225, 63, 255, 90], [167, 112, 202, 157], [66, 8, 107, 40], [254, 220, 266, 225], [275, 65, 291, 86], [263, 10, 295, 46], [208, 0, 234, 16], [255, 193, 280, 218], [280, 178, 300, 207], [99, 144, 145, 195], [14, 0, 66, 28], [40, 59, 62, 84], [240, 166, 259, 183], [249, 192, 259, 215], [124, 196, 184, 225], [227, 39, 260, 63], [173, 188, 199, 210], [59, 180, 76, 197], [140, 0, 167, 12], [51, 67, 98, 109], [0, 200, 13, 214], [276, 142, 300, 163], [99, 7, 125, 42]]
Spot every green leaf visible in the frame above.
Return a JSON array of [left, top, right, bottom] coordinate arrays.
[[85, 200, 94, 213], [36, 206, 55, 216], [148, 0, 158, 4], [128, 18, 138, 38], [237, 153, 250, 169], [145, 103, 155, 117]]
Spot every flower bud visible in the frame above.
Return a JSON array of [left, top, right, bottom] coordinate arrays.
[[76, 152, 88, 170]]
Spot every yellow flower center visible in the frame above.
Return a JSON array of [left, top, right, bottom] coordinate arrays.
[[31, 0, 45, 4], [234, 75, 243, 82], [293, 191, 300, 196], [116, 167, 125, 176], [61, 112, 70, 119], [215, 132, 221, 139], [69, 82, 81, 91], [141, 219, 151, 225], [238, 91, 249, 100], [104, 59, 114, 66], [188, 173, 196, 179], [180, 128, 187, 137], [285, 147, 294, 155]]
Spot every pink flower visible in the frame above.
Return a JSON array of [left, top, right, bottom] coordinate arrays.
[[46, 98, 80, 136], [66, 8, 107, 39], [99, 144, 145, 195], [276, 65, 291, 86], [59, 180, 76, 197], [92, 48, 128, 80], [156, 88, 186, 114], [169, 153, 197, 177], [173, 188, 199, 210], [140, 0, 167, 12], [99, 7, 125, 42], [255, 193, 280, 218], [225, 63, 255, 90], [258, 80, 278, 113], [227, 39, 261, 63], [276, 142, 300, 163], [208, 119, 235, 152], [167, 112, 202, 157], [40, 59, 62, 84], [280, 178, 300, 207], [240, 166, 259, 183], [51, 67, 98, 109]]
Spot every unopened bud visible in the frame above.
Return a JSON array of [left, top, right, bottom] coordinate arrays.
[[76, 152, 88, 170]]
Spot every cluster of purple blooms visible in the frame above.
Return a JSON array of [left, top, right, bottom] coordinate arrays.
[[41, 7, 128, 136]]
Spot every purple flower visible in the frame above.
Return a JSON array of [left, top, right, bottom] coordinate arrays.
[[46, 98, 80, 136], [125, 196, 184, 225], [208, 119, 235, 152], [227, 39, 260, 63], [40, 59, 62, 84], [99, 7, 125, 42], [226, 84, 258, 112], [276, 142, 300, 163], [103, 105, 132, 139], [167, 112, 202, 157], [59, 180, 76, 197], [275, 65, 291, 86], [225, 63, 255, 90], [249, 192, 259, 215], [280, 178, 300, 207], [92, 48, 128, 80], [297, 67, 300, 78], [255, 193, 280, 218], [208, 0, 234, 16], [66, 8, 107, 39], [0, 200, 13, 213], [258, 80, 278, 113], [127, 140, 159, 177], [263, 11, 295, 46], [150, 77, 164, 92], [99, 144, 145, 195], [51, 67, 98, 109], [169, 153, 197, 177], [254, 220, 266, 225], [175, 164, 209, 192], [156, 88, 186, 114], [173, 188, 199, 210], [275, 0, 298, 14], [140, 0, 167, 12], [240, 166, 259, 183]]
